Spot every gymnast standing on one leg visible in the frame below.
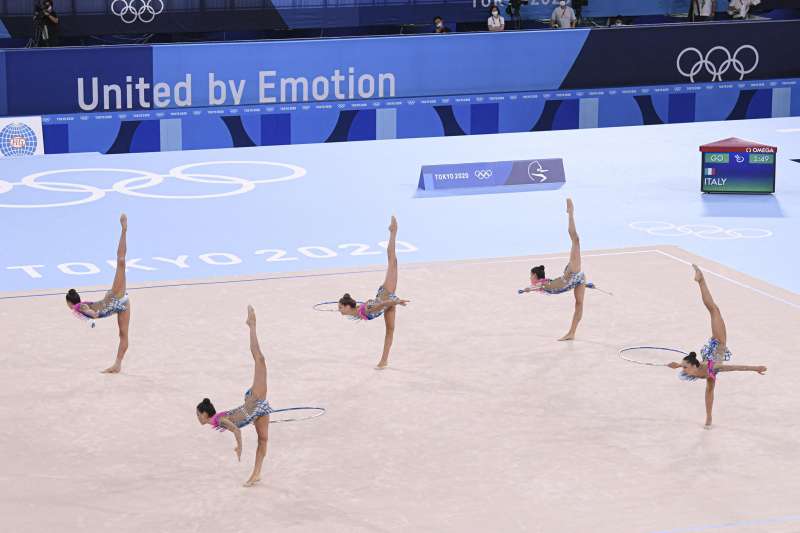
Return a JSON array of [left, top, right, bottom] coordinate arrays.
[[521, 198, 600, 341], [65, 213, 131, 373], [197, 305, 273, 487], [337, 215, 409, 369], [667, 265, 767, 429]]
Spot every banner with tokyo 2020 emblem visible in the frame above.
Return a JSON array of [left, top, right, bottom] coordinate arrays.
[[0, 116, 44, 157], [417, 158, 565, 197]]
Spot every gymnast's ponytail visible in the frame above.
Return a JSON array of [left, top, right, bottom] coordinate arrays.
[[683, 352, 700, 367], [66, 289, 81, 305], [339, 293, 357, 308], [197, 398, 216, 417]]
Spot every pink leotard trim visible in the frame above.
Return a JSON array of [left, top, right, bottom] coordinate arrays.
[[210, 411, 228, 430], [707, 360, 717, 381], [357, 303, 369, 320]]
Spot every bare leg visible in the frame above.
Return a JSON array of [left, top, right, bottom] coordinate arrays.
[[704, 379, 715, 429], [102, 307, 130, 374], [245, 415, 270, 487], [693, 265, 726, 346], [558, 283, 585, 341], [246, 305, 268, 399], [566, 199, 581, 274], [376, 307, 396, 369], [111, 214, 127, 297], [382, 216, 399, 294]]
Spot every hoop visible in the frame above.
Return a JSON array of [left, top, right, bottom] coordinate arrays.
[[618, 345, 689, 367], [269, 406, 326, 423]]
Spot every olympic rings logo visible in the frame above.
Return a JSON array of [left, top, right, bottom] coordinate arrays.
[[0, 160, 306, 209], [676, 45, 759, 83], [629, 221, 772, 240], [474, 169, 493, 179], [110, 0, 164, 24]]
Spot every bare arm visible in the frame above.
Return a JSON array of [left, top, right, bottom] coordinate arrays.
[[367, 299, 409, 313], [715, 364, 767, 374], [219, 418, 243, 461], [78, 304, 99, 319]]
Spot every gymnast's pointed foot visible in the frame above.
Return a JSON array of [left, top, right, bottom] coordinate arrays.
[[375, 359, 389, 370], [389, 215, 398, 233], [566, 198, 574, 214], [558, 333, 575, 341], [102, 360, 122, 374], [120, 213, 127, 231], [244, 475, 261, 487], [246, 305, 256, 328], [692, 264, 704, 283]]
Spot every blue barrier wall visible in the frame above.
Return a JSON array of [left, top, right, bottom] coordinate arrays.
[[2, 20, 798, 154], [3, 20, 799, 117]]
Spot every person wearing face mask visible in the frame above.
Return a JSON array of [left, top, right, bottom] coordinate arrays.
[[550, 0, 576, 29], [487, 5, 505, 31], [689, 0, 716, 21], [433, 15, 451, 33]]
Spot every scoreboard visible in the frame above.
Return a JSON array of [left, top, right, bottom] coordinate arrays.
[[699, 138, 777, 194]]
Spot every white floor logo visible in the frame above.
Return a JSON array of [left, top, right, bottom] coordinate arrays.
[[629, 221, 772, 240], [0, 160, 306, 208]]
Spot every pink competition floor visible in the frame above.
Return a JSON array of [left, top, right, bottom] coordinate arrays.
[[2, 245, 799, 533]]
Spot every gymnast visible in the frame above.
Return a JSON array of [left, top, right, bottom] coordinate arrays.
[[65, 213, 131, 373], [521, 198, 603, 340], [667, 265, 767, 429], [337, 215, 409, 368], [197, 305, 273, 487]]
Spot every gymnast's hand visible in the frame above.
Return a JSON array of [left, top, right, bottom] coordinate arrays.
[[667, 362, 681, 369]]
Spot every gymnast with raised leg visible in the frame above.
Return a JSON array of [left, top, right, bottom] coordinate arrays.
[[667, 265, 767, 429], [66, 213, 131, 373], [197, 305, 272, 487], [338, 215, 409, 368], [521, 198, 605, 341]]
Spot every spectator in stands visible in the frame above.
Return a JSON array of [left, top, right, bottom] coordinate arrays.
[[488, 5, 505, 31], [34, 0, 59, 47], [728, 0, 760, 18], [609, 14, 625, 26], [551, 1, 577, 29], [690, 0, 716, 21], [505, 0, 525, 30], [433, 16, 451, 33]]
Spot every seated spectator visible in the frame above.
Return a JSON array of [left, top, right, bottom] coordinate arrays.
[[690, 0, 716, 21], [551, 1, 577, 29], [433, 16, 451, 33], [728, 0, 760, 18], [488, 6, 505, 31], [609, 14, 625, 26]]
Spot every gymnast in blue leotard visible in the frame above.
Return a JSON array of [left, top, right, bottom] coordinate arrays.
[[197, 305, 273, 487], [65, 213, 131, 374], [337, 216, 409, 369], [521, 199, 593, 341]]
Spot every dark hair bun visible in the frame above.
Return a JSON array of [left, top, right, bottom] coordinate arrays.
[[65, 289, 81, 305], [682, 351, 701, 367], [197, 398, 216, 417], [202, 398, 210, 404], [339, 293, 358, 308]]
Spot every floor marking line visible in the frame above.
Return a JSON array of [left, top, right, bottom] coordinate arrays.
[[650, 513, 800, 533]]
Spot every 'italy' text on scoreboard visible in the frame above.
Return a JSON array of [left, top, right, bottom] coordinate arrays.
[[699, 137, 777, 194]]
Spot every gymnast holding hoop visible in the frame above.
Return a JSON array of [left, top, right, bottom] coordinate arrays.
[[521, 198, 606, 341], [65, 213, 131, 374], [666, 265, 767, 429], [197, 305, 274, 487], [337, 216, 409, 369]]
